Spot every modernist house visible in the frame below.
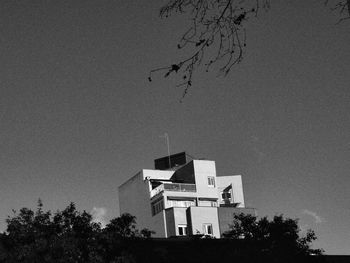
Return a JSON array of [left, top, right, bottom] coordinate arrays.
[[118, 152, 256, 238]]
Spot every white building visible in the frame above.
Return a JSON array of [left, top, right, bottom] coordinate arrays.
[[118, 152, 256, 238]]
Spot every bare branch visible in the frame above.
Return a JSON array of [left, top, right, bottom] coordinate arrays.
[[325, 0, 350, 21], [151, 1, 348, 98], [150, 0, 269, 98]]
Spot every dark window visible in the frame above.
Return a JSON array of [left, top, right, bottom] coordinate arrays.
[[221, 192, 232, 200], [207, 176, 215, 187], [178, 225, 187, 236], [151, 199, 164, 216], [203, 224, 213, 235]]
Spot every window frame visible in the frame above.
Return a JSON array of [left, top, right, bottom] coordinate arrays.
[[203, 223, 213, 235], [221, 191, 232, 200], [168, 199, 195, 208], [178, 224, 188, 236], [151, 198, 164, 216], [207, 176, 215, 187]]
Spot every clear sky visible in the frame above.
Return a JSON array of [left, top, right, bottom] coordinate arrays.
[[0, 0, 349, 255]]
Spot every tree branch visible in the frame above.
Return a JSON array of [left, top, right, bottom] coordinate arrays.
[[150, 0, 268, 98]]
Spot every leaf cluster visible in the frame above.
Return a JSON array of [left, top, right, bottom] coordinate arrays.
[[223, 213, 324, 259], [0, 201, 154, 263]]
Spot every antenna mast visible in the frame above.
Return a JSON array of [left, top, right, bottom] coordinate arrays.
[[161, 133, 171, 168]]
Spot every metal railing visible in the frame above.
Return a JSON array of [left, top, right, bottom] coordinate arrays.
[[150, 184, 164, 198], [150, 183, 196, 198]]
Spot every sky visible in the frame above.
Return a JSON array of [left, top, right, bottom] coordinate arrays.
[[0, 0, 349, 255]]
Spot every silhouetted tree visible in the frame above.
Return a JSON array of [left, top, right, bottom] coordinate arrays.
[[100, 213, 155, 262], [104, 213, 139, 239], [223, 213, 323, 261], [0, 201, 327, 262], [0, 201, 154, 263]]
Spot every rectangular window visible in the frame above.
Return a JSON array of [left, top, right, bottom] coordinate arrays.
[[168, 199, 195, 208], [198, 200, 217, 207], [151, 199, 164, 216], [207, 176, 215, 187], [178, 225, 187, 236], [221, 192, 232, 200], [203, 223, 213, 235]]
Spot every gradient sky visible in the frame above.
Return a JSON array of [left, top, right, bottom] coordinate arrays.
[[0, 0, 349, 255]]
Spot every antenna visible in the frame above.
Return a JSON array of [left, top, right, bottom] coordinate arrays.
[[160, 133, 171, 168]]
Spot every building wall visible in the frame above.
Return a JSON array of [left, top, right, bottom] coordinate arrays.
[[192, 160, 219, 200], [143, 169, 174, 181], [164, 207, 189, 237], [118, 170, 167, 238], [143, 169, 174, 193], [216, 175, 245, 207], [151, 210, 167, 238], [187, 206, 220, 238], [118, 171, 147, 221], [173, 207, 188, 236], [165, 208, 176, 237], [198, 199, 217, 207], [163, 192, 197, 209]]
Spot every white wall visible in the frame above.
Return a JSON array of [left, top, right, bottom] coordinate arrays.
[[151, 210, 167, 237], [193, 160, 219, 199], [163, 192, 197, 209], [165, 208, 176, 237], [173, 207, 188, 235], [142, 169, 174, 180], [216, 175, 245, 207], [143, 169, 174, 193], [118, 170, 167, 237], [188, 206, 220, 238]]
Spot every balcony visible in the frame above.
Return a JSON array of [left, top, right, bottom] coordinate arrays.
[[150, 183, 196, 198]]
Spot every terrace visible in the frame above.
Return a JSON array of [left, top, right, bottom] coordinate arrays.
[[150, 183, 196, 198]]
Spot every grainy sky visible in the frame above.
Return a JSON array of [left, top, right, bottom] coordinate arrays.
[[0, 0, 349, 255]]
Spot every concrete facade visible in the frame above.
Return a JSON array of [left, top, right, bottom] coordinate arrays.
[[118, 153, 256, 238]]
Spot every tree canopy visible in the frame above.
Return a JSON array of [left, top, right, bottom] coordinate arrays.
[[223, 213, 323, 258], [0, 200, 153, 263], [0, 202, 324, 262]]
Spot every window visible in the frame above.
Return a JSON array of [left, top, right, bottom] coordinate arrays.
[[198, 199, 217, 207], [207, 176, 215, 187], [221, 192, 232, 200], [151, 199, 164, 216], [178, 225, 187, 236], [168, 199, 195, 208], [203, 223, 213, 235]]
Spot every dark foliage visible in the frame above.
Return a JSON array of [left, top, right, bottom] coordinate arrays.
[[223, 213, 324, 260], [107, 238, 327, 263], [0, 200, 153, 263], [0, 202, 326, 263]]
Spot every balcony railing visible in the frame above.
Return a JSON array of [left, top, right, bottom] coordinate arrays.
[[150, 183, 196, 198]]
